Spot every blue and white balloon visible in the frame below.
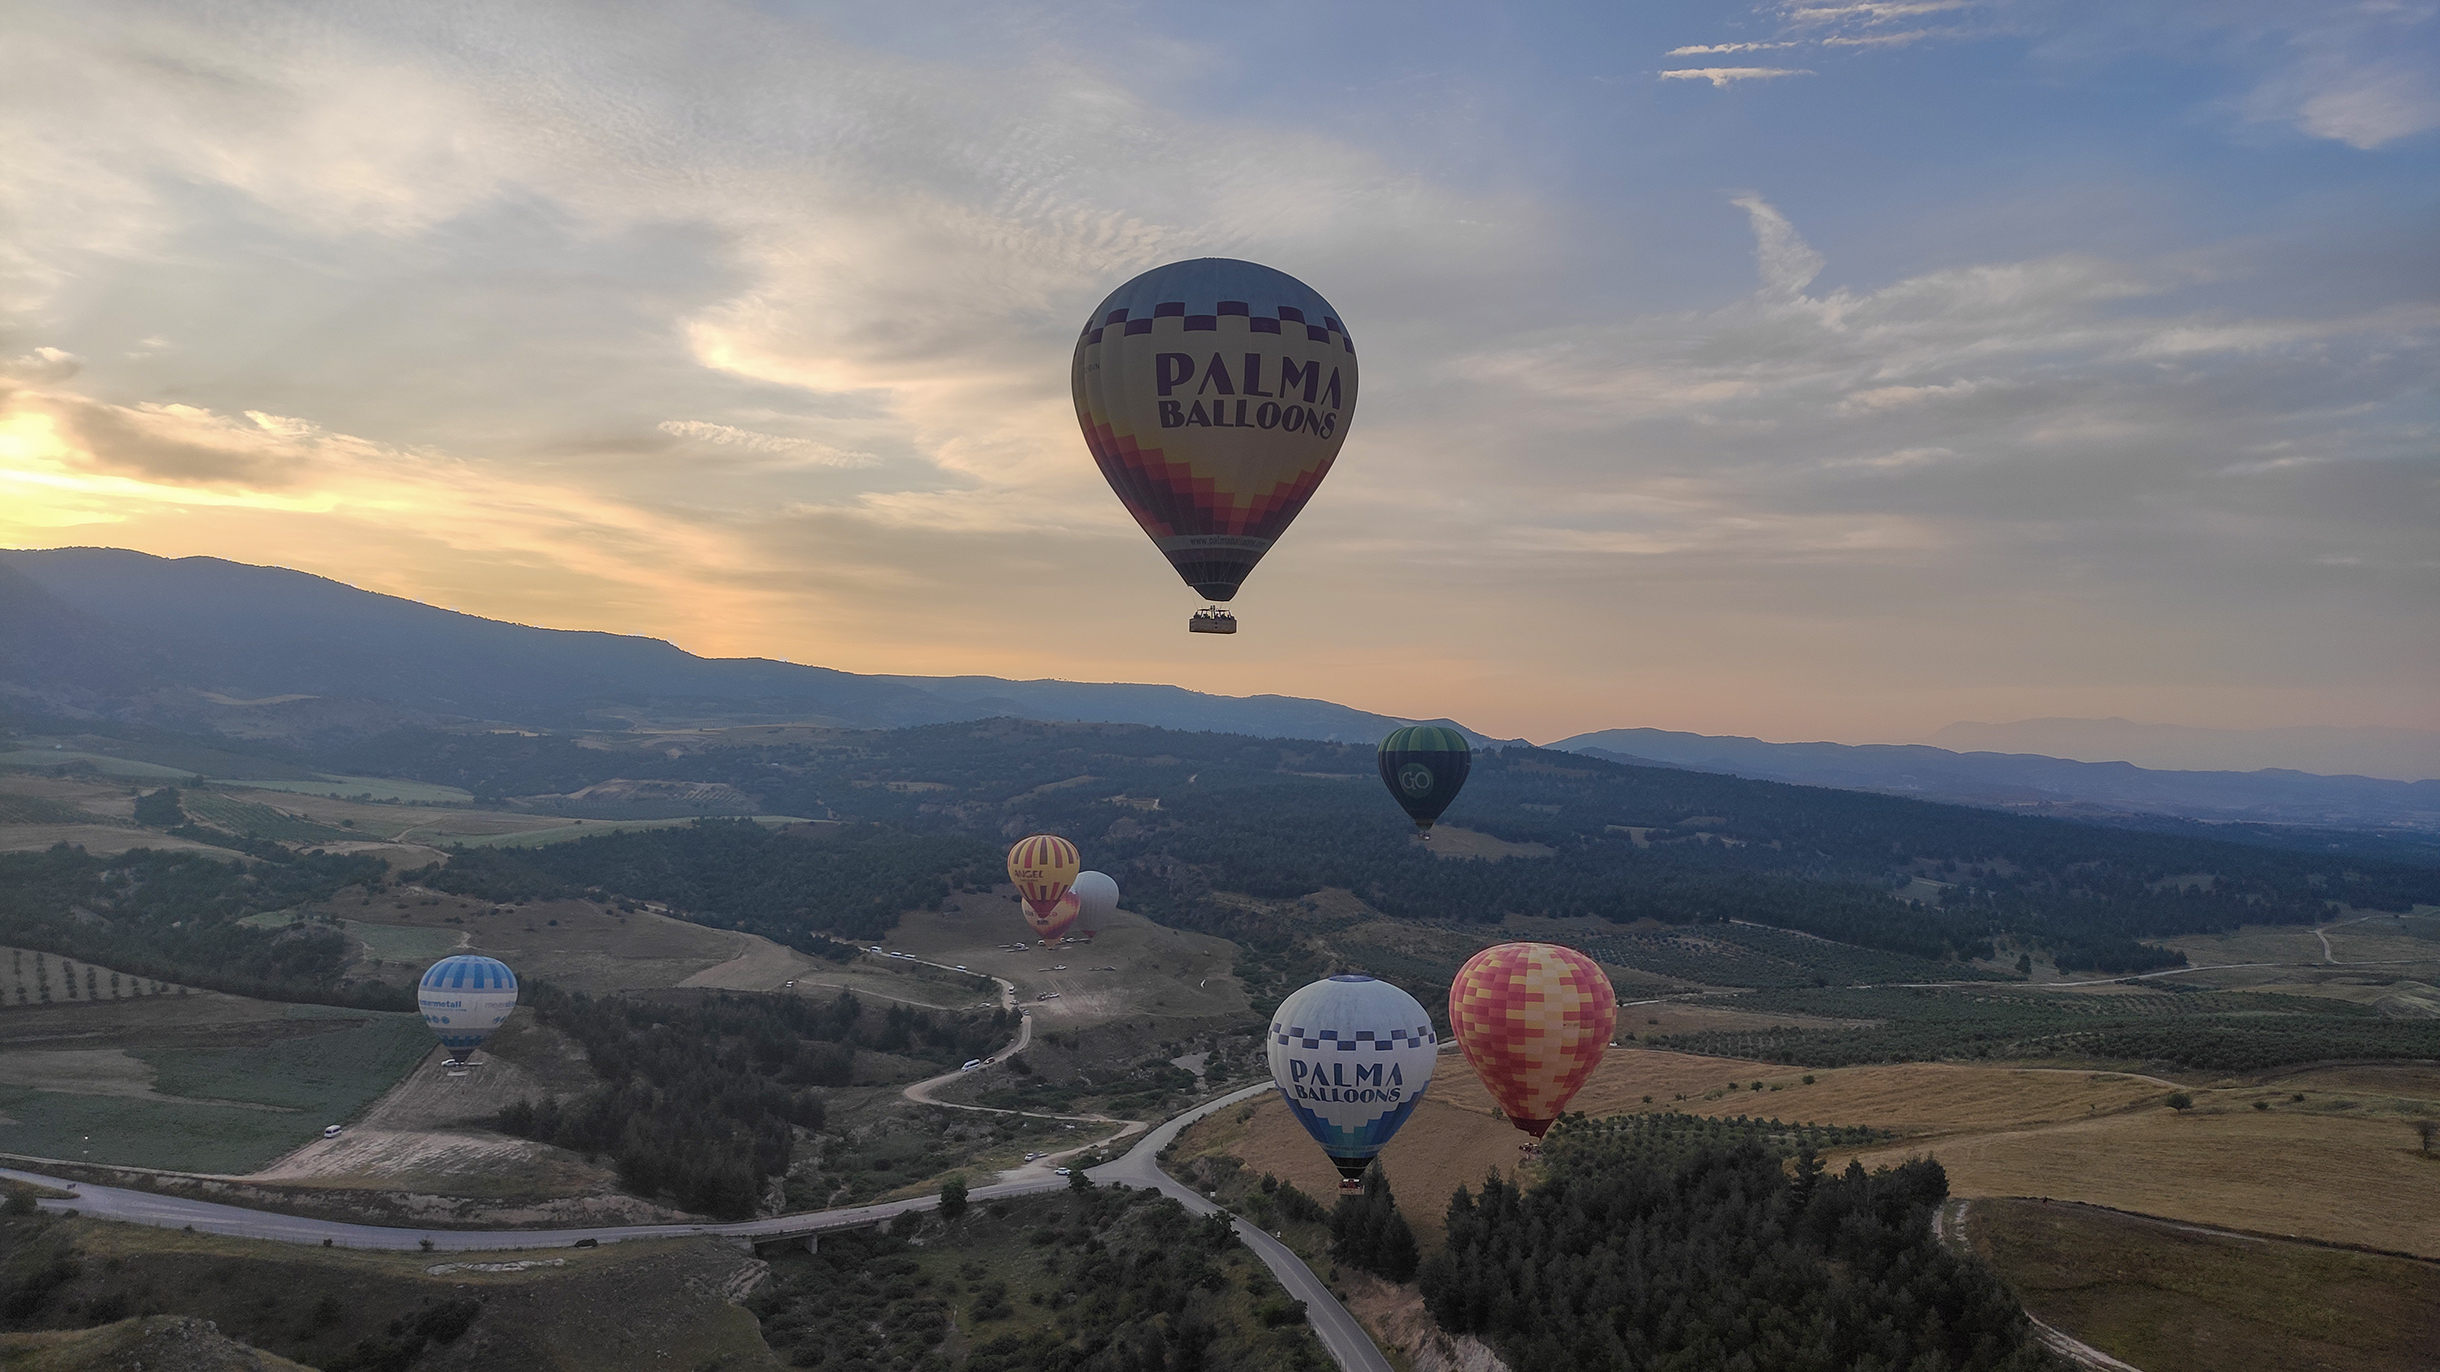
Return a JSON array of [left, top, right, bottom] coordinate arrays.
[[418, 954, 519, 1062], [1266, 974, 1437, 1188]]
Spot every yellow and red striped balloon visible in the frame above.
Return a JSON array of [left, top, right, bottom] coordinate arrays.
[[1449, 942, 1617, 1139], [1006, 834, 1081, 935]]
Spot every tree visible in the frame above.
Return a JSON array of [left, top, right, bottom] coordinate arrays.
[[2165, 1092, 2193, 1111], [1330, 1165, 1419, 1282], [1069, 1164, 1093, 1192], [2015, 953, 2033, 976], [2416, 1119, 2436, 1156], [939, 1174, 969, 1221]]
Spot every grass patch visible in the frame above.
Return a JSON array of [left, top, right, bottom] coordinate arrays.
[[344, 920, 463, 965], [0, 1086, 318, 1174], [1967, 1199, 2440, 1372], [178, 792, 354, 843], [137, 1012, 430, 1114], [227, 775, 476, 804]]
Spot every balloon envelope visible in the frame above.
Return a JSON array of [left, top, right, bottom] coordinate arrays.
[[419, 954, 518, 1062], [1031, 890, 1081, 944], [1007, 834, 1080, 928], [1378, 725, 1471, 831], [1449, 943, 1616, 1139], [1070, 870, 1120, 928], [1266, 974, 1436, 1185], [1072, 257, 1359, 603]]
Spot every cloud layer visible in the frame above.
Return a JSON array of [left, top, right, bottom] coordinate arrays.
[[1, 1, 2431, 743]]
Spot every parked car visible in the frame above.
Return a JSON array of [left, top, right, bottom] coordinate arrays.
[[321, 1125, 343, 1138], [1053, 1167, 1071, 1176], [1036, 991, 1061, 1001]]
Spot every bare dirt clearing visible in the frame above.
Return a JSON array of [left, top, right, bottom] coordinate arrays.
[[883, 892, 1245, 1027]]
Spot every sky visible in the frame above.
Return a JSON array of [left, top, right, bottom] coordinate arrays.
[[1, 0, 2434, 747]]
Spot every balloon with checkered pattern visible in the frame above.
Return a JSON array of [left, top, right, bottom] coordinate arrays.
[[1072, 257, 1359, 616], [1265, 974, 1438, 1189], [1449, 942, 1617, 1141]]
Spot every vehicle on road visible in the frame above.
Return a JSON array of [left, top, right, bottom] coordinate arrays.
[[1054, 1167, 1071, 1176], [1036, 991, 1062, 1001], [962, 1059, 984, 1071], [321, 1125, 343, 1138]]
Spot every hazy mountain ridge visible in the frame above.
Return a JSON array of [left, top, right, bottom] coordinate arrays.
[[1930, 717, 2440, 783], [0, 548, 1447, 745], [1556, 729, 2440, 834], [4, 546, 2428, 834]]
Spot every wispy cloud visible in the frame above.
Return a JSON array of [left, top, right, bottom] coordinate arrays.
[[656, 420, 879, 469], [1660, 67, 1816, 88], [1667, 42, 1800, 56]]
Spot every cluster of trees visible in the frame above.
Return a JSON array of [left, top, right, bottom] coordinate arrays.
[[1575, 922, 2015, 990], [412, 821, 995, 943], [1420, 1116, 2064, 1372], [1328, 1166, 1419, 1282], [0, 842, 404, 1009], [1653, 985, 2440, 1072], [747, 1186, 1326, 1372], [496, 983, 1010, 1219]]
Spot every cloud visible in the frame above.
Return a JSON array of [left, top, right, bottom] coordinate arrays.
[[1, 347, 81, 383], [1660, 67, 1816, 88], [656, 420, 878, 469], [1820, 30, 1940, 48], [1731, 194, 1826, 295], [1666, 42, 1800, 56], [1782, 1, 1968, 24], [2291, 58, 2440, 149]]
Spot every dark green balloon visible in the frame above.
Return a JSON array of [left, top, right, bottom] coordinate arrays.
[[1377, 725, 1471, 831]]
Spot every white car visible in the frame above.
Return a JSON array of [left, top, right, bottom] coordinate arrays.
[[961, 1059, 983, 1071], [321, 1125, 343, 1138], [955, 965, 969, 972], [1036, 991, 1061, 1001], [1053, 1167, 1071, 1176]]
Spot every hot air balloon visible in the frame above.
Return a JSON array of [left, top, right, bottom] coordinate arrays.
[[1007, 834, 1081, 943], [1449, 942, 1616, 1146], [1035, 890, 1082, 944], [1070, 870, 1120, 932], [1266, 974, 1437, 1190], [1378, 725, 1470, 832], [418, 954, 519, 1064], [1072, 258, 1359, 632]]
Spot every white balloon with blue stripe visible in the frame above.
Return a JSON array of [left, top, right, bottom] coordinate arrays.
[[1265, 974, 1437, 1188], [418, 954, 519, 1062]]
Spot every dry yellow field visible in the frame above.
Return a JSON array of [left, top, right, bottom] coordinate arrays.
[[1176, 1048, 2440, 1257]]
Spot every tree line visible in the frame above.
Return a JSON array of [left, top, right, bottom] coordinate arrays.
[[0, 842, 404, 1009], [495, 982, 1012, 1219], [1419, 1113, 2066, 1372]]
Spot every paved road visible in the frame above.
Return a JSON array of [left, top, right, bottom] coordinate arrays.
[[1093, 1083, 1397, 1372], [4, 1078, 1393, 1372]]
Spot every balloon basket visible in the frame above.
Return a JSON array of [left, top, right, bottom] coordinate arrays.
[[1518, 1142, 1543, 1157], [1188, 607, 1238, 635], [1338, 1178, 1365, 1193]]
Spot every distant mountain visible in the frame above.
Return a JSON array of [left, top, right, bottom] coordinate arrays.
[[0, 547, 1458, 745], [8, 546, 2431, 835], [1552, 727, 2440, 834], [1928, 717, 2440, 783]]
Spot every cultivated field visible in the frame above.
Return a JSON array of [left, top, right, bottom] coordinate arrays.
[[1962, 1198, 2440, 1372], [0, 974, 434, 1173]]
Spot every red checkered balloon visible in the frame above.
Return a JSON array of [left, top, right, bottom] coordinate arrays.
[[1449, 942, 1617, 1139]]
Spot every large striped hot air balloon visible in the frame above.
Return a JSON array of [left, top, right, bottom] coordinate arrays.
[[1377, 725, 1470, 832], [1266, 974, 1437, 1189], [418, 954, 519, 1064], [1072, 258, 1359, 631], [1007, 834, 1081, 942], [1449, 943, 1616, 1143]]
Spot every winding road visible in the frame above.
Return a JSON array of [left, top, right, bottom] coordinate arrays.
[[1, 979, 1394, 1372]]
